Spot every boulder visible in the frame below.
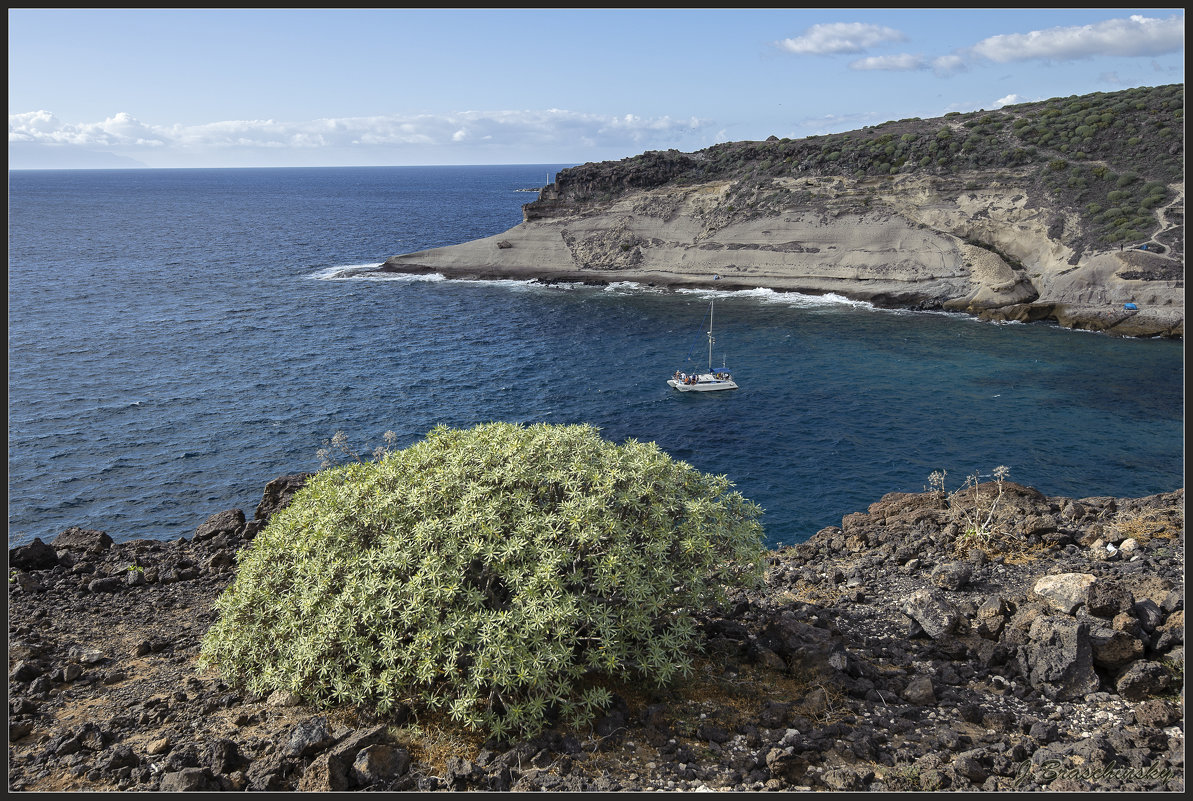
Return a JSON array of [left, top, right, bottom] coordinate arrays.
[[821, 766, 866, 790], [1115, 661, 1172, 700], [1086, 579, 1135, 618], [1153, 609, 1183, 651], [51, 527, 113, 553], [10, 572, 45, 594], [1111, 612, 1144, 638], [284, 716, 334, 758], [1132, 599, 1164, 632], [761, 611, 840, 676], [1133, 699, 1181, 728], [159, 767, 216, 792], [87, 575, 125, 593], [297, 725, 391, 791], [444, 757, 483, 790], [298, 752, 352, 792], [10, 661, 44, 682], [1018, 615, 1100, 700], [1032, 573, 1096, 614], [975, 596, 1009, 640], [9, 538, 58, 570], [352, 744, 410, 786], [932, 562, 973, 591], [902, 675, 937, 706], [266, 689, 302, 708], [1160, 588, 1183, 614], [204, 738, 241, 776], [1089, 626, 1145, 669], [194, 509, 245, 542], [951, 750, 989, 784], [901, 589, 963, 639], [255, 474, 313, 522], [765, 747, 810, 783]]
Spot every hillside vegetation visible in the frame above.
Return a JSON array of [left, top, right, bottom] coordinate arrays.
[[535, 84, 1183, 264]]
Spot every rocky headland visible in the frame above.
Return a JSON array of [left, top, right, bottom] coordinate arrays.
[[370, 84, 1183, 338], [9, 475, 1184, 792]]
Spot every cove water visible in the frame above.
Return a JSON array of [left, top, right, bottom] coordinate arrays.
[[8, 166, 1184, 549]]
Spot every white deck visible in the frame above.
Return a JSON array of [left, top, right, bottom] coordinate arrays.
[[668, 373, 738, 392]]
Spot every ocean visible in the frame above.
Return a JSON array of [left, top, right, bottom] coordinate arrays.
[[8, 165, 1184, 549]]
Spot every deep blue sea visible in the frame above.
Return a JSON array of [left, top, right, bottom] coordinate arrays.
[[8, 166, 1184, 549]]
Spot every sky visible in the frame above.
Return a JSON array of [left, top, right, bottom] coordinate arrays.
[[7, 8, 1185, 169]]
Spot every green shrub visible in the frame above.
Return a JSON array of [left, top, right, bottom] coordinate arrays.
[[199, 422, 766, 740]]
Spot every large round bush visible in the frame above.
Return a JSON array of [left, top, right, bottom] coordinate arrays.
[[200, 422, 765, 738]]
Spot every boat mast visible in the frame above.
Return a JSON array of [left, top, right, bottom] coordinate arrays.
[[707, 301, 715, 372]]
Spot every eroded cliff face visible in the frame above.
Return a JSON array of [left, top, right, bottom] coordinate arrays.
[[380, 170, 1183, 338]]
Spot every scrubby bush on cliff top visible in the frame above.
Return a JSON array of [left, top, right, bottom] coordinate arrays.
[[199, 422, 765, 739]]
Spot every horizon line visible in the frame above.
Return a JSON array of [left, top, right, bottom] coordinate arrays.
[[8, 161, 583, 172]]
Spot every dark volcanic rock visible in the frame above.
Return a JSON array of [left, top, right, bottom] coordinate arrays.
[[5, 478, 1184, 793], [51, 526, 114, 553], [1115, 661, 1173, 700], [194, 509, 245, 541], [9, 537, 58, 570], [254, 473, 312, 522], [901, 588, 963, 639], [285, 716, 335, 758], [1016, 615, 1101, 700]]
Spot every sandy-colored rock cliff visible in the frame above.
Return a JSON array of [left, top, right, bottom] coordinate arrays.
[[375, 171, 1182, 338]]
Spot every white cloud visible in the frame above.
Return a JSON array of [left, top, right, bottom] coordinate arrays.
[[849, 53, 926, 71], [9, 108, 713, 163], [992, 94, 1024, 108], [890, 14, 1183, 82], [9, 110, 166, 147], [775, 13, 1183, 86], [777, 22, 907, 55], [969, 13, 1184, 63]]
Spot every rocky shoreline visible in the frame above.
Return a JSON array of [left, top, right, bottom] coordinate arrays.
[[371, 166, 1183, 339], [9, 476, 1184, 792]]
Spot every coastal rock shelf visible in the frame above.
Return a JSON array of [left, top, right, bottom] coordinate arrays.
[[376, 170, 1182, 338], [8, 476, 1184, 792]]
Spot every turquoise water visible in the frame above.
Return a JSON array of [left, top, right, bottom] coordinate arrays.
[[8, 167, 1184, 548]]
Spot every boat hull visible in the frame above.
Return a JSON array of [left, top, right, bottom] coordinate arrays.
[[668, 375, 738, 392]]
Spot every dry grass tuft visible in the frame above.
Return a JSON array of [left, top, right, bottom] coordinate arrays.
[[1109, 510, 1183, 544]]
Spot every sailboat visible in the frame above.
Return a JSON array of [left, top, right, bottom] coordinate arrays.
[[667, 300, 739, 392]]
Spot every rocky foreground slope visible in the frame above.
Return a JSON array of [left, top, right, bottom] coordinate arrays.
[[373, 85, 1183, 338], [8, 476, 1183, 792]]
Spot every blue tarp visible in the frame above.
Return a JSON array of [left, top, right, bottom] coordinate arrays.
[[1124, 303, 1138, 310]]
